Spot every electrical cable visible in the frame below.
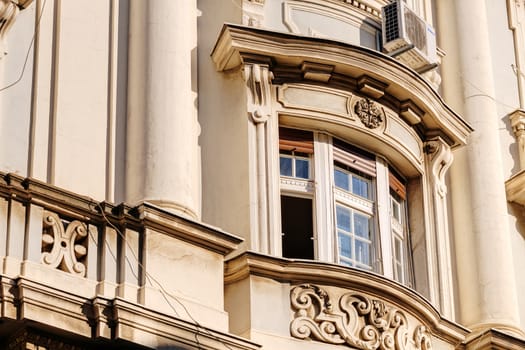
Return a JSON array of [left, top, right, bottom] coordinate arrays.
[[0, 0, 47, 92], [90, 201, 236, 350]]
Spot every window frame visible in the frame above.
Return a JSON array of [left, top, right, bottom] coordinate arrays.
[[278, 127, 413, 285]]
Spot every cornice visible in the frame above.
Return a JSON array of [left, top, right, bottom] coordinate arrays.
[[3, 276, 261, 350], [0, 173, 243, 256], [224, 251, 469, 345], [463, 328, 525, 350], [211, 24, 472, 148]]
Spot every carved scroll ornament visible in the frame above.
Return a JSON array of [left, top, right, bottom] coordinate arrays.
[[41, 211, 88, 277], [0, 0, 33, 39], [290, 284, 432, 350], [244, 63, 273, 124], [354, 98, 384, 129], [424, 138, 453, 198]]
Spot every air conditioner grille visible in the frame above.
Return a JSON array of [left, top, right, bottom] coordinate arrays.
[[383, 2, 400, 43], [404, 10, 427, 54]]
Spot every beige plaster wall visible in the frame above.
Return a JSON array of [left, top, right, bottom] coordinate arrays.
[[263, 0, 380, 48], [1, 0, 128, 202], [0, 2, 35, 175], [198, 0, 255, 248]]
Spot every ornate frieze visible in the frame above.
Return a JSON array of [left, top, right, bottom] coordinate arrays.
[[354, 97, 384, 129], [290, 284, 433, 350], [41, 211, 88, 277]]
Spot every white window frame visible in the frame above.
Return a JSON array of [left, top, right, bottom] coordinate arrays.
[[278, 129, 412, 284]]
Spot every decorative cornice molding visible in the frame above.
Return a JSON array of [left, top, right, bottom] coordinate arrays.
[[211, 24, 473, 148], [290, 284, 433, 350], [0, 172, 243, 256]]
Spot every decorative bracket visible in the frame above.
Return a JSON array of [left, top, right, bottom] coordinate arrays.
[[424, 137, 453, 198], [243, 61, 273, 124], [509, 109, 525, 170]]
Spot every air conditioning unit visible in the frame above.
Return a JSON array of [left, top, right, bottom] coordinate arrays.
[[381, 0, 437, 72]]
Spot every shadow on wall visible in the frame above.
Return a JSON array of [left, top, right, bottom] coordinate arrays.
[[509, 202, 525, 240]]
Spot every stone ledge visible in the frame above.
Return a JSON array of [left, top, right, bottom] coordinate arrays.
[[1, 276, 260, 350], [505, 169, 525, 206], [0, 172, 243, 256], [225, 251, 469, 346], [463, 328, 525, 350]]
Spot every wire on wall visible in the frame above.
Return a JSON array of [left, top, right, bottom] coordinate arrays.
[[90, 201, 235, 350], [0, 0, 47, 92]]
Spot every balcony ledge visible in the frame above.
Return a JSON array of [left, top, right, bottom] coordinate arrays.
[[225, 251, 469, 346]]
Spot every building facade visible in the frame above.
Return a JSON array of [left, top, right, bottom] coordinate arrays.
[[0, 0, 524, 349]]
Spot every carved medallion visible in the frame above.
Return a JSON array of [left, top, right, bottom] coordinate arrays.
[[354, 98, 384, 129], [290, 284, 432, 350]]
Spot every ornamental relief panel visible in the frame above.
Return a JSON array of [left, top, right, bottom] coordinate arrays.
[[354, 97, 385, 129], [41, 211, 89, 277], [290, 284, 433, 350]]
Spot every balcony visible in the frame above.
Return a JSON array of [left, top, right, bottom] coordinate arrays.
[[225, 252, 468, 350]]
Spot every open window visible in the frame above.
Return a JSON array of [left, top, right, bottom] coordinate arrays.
[[278, 128, 413, 285]]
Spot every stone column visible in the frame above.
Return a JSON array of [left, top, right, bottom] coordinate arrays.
[[126, 0, 201, 219], [449, 0, 522, 336]]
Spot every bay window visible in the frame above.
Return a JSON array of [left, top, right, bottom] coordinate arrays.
[[279, 127, 412, 285]]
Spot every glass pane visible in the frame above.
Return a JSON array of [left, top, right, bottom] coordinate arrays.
[[354, 213, 370, 239], [336, 205, 351, 232], [280, 157, 292, 176], [394, 237, 403, 261], [352, 176, 370, 199], [355, 239, 370, 266], [391, 197, 401, 222], [338, 234, 352, 258], [396, 262, 403, 282], [295, 159, 309, 179], [334, 169, 350, 191]]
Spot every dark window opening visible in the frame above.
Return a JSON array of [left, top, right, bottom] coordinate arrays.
[[281, 195, 314, 259]]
